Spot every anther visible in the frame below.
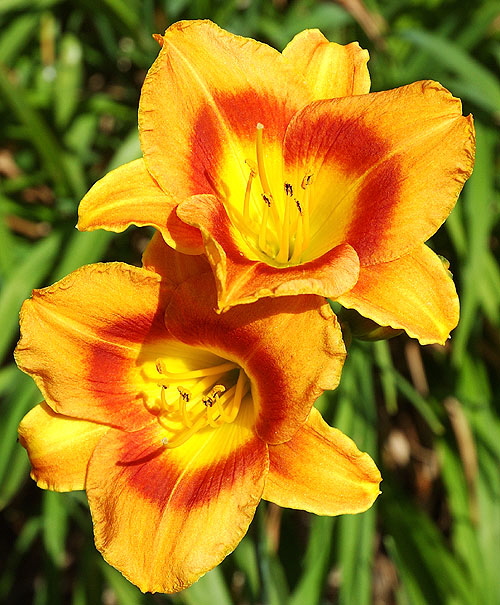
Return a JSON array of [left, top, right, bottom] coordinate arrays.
[[284, 182, 293, 197], [262, 193, 272, 207], [160, 385, 168, 409], [301, 173, 313, 189], [203, 385, 225, 408], [295, 199, 302, 214], [177, 387, 191, 402]]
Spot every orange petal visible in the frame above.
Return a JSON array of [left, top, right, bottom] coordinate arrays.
[[263, 407, 381, 514], [15, 263, 170, 429], [77, 159, 203, 254], [142, 230, 210, 285], [164, 271, 346, 445], [18, 402, 108, 491], [86, 405, 267, 593], [337, 243, 459, 345], [177, 194, 360, 310], [282, 29, 370, 99], [139, 20, 310, 201], [283, 80, 475, 264]]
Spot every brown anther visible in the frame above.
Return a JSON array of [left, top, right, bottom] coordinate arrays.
[[177, 388, 190, 402], [295, 199, 302, 214], [262, 193, 272, 207], [284, 182, 293, 197], [301, 174, 313, 189]]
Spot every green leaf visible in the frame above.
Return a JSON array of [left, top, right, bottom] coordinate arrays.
[[180, 566, 233, 605], [0, 232, 61, 361], [400, 29, 500, 116]]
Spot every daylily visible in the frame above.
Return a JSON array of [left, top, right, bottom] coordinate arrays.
[[78, 20, 475, 345], [15, 235, 381, 593]]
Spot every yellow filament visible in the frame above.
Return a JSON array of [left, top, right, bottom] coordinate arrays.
[[289, 213, 304, 264], [160, 385, 170, 410], [243, 163, 256, 222], [255, 123, 273, 197], [206, 398, 226, 428], [225, 370, 247, 423], [301, 173, 312, 251], [276, 194, 291, 263], [177, 387, 193, 428], [209, 385, 236, 424], [161, 415, 207, 449], [155, 359, 249, 449], [156, 360, 238, 381], [258, 199, 270, 253]]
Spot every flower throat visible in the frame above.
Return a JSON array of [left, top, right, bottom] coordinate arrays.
[[153, 358, 249, 449], [240, 123, 314, 266]]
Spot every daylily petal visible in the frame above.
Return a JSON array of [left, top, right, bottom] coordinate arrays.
[[282, 29, 370, 100], [164, 269, 346, 444], [15, 263, 171, 430], [77, 159, 203, 254], [337, 243, 459, 345], [18, 402, 108, 492], [263, 408, 381, 514], [283, 80, 475, 265], [140, 20, 311, 202], [177, 194, 360, 310], [142, 230, 210, 285], [87, 402, 267, 593]]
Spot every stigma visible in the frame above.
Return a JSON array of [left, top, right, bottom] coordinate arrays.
[[240, 123, 313, 266], [153, 358, 249, 449]]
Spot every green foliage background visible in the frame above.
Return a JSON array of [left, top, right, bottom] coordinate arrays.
[[0, 0, 499, 603]]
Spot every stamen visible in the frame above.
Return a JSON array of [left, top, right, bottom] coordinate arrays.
[[177, 387, 193, 428], [300, 172, 313, 250], [161, 416, 207, 449], [224, 370, 247, 423], [255, 123, 273, 198], [284, 182, 293, 197], [153, 359, 249, 449], [202, 385, 225, 408], [275, 190, 290, 264], [289, 212, 304, 265], [160, 385, 169, 410], [243, 161, 256, 222], [301, 173, 313, 189], [258, 198, 270, 253], [204, 385, 227, 428], [156, 360, 238, 381]]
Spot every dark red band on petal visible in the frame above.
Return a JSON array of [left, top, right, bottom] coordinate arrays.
[[284, 104, 404, 262], [212, 89, 292, 140], [85, 287, 171, 430], [187, 90, 295, 198], [346, 161, 402, 260], [284, 109, 393, 177], [114, 429, 264, 510]]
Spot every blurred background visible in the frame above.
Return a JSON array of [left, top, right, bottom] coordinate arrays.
[[0, 0, 499, 603]]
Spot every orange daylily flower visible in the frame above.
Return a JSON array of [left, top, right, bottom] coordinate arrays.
[[15, 236, 380, 594], [78, 20, 475, 345]]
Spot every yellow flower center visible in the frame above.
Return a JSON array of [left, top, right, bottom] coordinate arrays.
[[151, 357, 250, 449], [239, 123, 313, 267]]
